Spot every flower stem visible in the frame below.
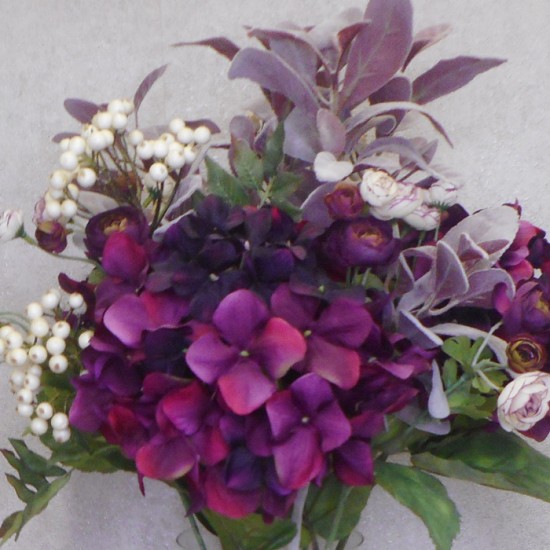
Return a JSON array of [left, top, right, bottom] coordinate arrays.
[[172, 482, 208, 550], [21, 234, 96, 265], [323, 485, 352, 550], [288, 484, 310, 550]]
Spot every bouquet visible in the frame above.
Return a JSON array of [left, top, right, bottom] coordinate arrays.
[[2, 1, 550, 548]]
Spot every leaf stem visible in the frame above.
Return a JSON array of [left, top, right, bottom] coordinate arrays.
[[323, 485, 352, 550], [288, 484, 309, 550]]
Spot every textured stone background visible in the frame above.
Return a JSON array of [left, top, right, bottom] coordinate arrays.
[[1, 1, 550, 548]]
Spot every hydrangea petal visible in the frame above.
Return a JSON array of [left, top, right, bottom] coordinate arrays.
[[186, 333, 239, 384], [136, 435, 196, 480], [333, 440, 374, 486], [103, 294, 150, 347], [160, 382, 210, 435], [316, 299, 372, 347], [266, 390, 303, 441], [313, 400, 352, 452]]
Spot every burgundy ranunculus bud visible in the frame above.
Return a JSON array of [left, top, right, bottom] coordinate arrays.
[[35, 221, 68, 253], [324, 183, 364, 220], [84, 206, 148, 259], [319, 217, 400, 276]]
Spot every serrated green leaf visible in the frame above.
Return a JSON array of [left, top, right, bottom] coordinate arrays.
[[233, 140, 264, 188], [447, 386, 492, 420], [270, 173, 300, 201], [304, 475, 371, 541], [0, 511, 23, 544], [411, 430, 550, 504], [1, 449, 46, 490], [205, 156, 249, 206], [442, 359, 458, 388], [263, 123, 285, 178], [202, 510, 296, 550], [442, 337, 491, 373], [375, 461, 460, 550], [5, 474, 35, 503], [9, 440, 65, 477]]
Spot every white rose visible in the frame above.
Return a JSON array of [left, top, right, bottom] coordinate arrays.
[[370, 183, 423, 221], [426, 180, 460, 207], [497, 371, 550, 432], [359, 169, 399, 207], [0, 209, 24, 243], [313, 151, 353, 183], [403, 204, 441, 231]]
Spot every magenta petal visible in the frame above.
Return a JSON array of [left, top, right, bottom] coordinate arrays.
[[333, 440, 374, 486], [213, 289, 269, 348], [160, 382, 210, 435], [316, 299, 372, 347], [136, 435, 196, 480], [102, 232, 147, 281], [266, 390, 303, 440], [313, 400, 352, 452], [191, 426, 229, 466], [273, 426, 324, 489], [218, 360, 276, 415], [307, 335, 360, 389], [252, 317, 307, 378], [270, 284, 319, 329], [103, 294, 150, 347], [290, 373, 333, 414], [186, 333, 239, 384], [141, 291, 189, 327]]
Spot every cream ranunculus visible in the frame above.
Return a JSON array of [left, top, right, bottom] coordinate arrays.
[[369, 182, 423, 221], [403, 204, 441, 231], [497, 371, 550, 432], [359, 169, 399, 207], [0, 209, 24, 243]]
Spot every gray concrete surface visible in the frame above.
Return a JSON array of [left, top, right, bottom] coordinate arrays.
[[1, 1, 550, 548]]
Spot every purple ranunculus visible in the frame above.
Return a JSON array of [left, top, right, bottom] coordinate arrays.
[[85, 205, 148, 260], [324, 183, 365, 220], [318, 216, 400, 278], [266, 373, 351, 490], [271, 284, 372, 388], [186, 289, 307, 415], [102, 232, 149, 283], [35, 221, 68, 253]]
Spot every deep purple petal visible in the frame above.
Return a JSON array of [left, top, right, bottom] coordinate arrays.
[[140, 291, 189, 328], [213, 289, 269, 348], [103, 294, 150, 347], [218, 360, 276, 415], [160, 382, 210, 435], [316, 299, 372, 348], [266, 390, 303, 441], [102, 232, 148, 281], [186, 333, 239, 384], [136, 435, 196, 480], [290, 373, 334, 415], [333, 440, 374, 486], [270, 284, 319, 330], [272, 426, 324, 489], [313, 400, 352, 452], [251, 317, 307, 378], [191, 426, 229, 466]]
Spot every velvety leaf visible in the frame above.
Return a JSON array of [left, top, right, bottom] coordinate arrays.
[[375, 461, 460, 550], [337, 21, 369, 59], [263, 123, 285, 177], [403, 24, 452, 70], [172, 37, 240, 61], [163, 175, 203, 219], [63, 98, 100, 123], [317, 109, 346, 155], [305, 475, 372, 540], [346, 101, 452, 145], [340, 0, 413, 111], [283, 107, 320, 162], [77, 191, 119, 215], [205, 156, 249, 206], [233, 140, 264, 188], [229, 48, 320, 115], [413, 56, 505, 105], [51, 131, 78, 143], [202, 510, 297, 550], [133, 64, 168, 114], [301, 181, 337, 227], [412, 430, 550, 503]]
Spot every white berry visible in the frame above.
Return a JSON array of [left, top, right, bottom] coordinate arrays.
[[17, 403, 34, 417], [49, 354, 68, 373], [17, 388, 34, 405], [68, 293, 84, 309], [53, 427, 71, 443], [24, 373, 41, 391], [193, 126, 211, 144], [69, 136, 87, 155], [77, 167, 97, 188], [36, 402, 54, 420], [177, 127, 195, 144], [59, 151, 79, 171], [29, 344, 48, 364], [26, 302, 44, 320], [30, 417, 49, 436], [78, 330, 94, 349], [30, 318, 50, 338], [52, 321, 71, 339], [51, 412, 69, 430], [46, 336, 66, 356]]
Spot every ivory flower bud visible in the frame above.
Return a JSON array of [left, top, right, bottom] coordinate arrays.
[[313, 152, 353, 183], [497, 371, 550, 432], [427, 180, 460, 207], [370, 183, 423, 221], [403, 204, 441, 231], [359, 169, 399, 207], [0, 209, 24, 243]]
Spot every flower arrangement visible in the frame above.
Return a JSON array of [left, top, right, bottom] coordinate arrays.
[[2, 1, 550, 549]]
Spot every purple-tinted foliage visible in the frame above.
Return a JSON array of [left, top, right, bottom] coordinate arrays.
[[172, 37, 240, 61], [403, 24, 452, 70], [412, 56, 505, 105], [63, 98, 101, 124], [133, 64, 168, 116]]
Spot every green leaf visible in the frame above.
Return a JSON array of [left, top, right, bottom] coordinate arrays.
[[412, 429, 550, 504], [87, 266, 106, 285], [1, 449, 46, 490], [447, 385, 493, 420], [0, 512, 23, 544], [270, 173, 300, 202], [233, 140, 264, 188], [375, 461, 460, 550], [205, 156, 249, 206], [202, 510, 296, 550], [9, 440, 65, 477], [263, 123, 285, 178], [5, 474, 35, 503], [441, 359, 458, 388], [304, 475, 372, 541]]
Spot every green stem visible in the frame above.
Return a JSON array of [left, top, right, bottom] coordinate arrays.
[[324, 486, 352, 550], [289, 484, 309, 550], [173, 482, 208, 550], [21, 235, 97, 265]]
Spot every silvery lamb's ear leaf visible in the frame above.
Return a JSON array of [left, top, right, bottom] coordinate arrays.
[[133, 64, 168, 115], [77, 192, 119, 215], [431, 240, 470, 309], [63, 98, 101, 123], [301, 181, 338, 227], [51, 132, 79, 143], [369, 76, 412, 104], [399, 310, 444, 349], [340, 0, 413, 112], [316, 109, 346, 155], [428, 361, 450, 419], [229, 48, 320, 115], [458, 268, 515, 310], [164, 175, 203, 219], [356, 136, 446, 181], [230, 116, 256, 148], [403, 24, 452, 70], [283, 107, 320, 162], [442, 205, 519, 265], [247, 28, 321, 86], [172, 37, 240, 61], [346, 101, 452, 146], [412, 56, 506, 105]]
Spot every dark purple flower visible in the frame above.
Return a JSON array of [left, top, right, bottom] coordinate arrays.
[[186, 289, 306, 415], [324, 183, 365, 220], [266, 374, 351, 490], [85, 205, 148, 260], [102, 232, 149, 283], [318, 216, 400, 277], [35, 221, 68, 253]]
